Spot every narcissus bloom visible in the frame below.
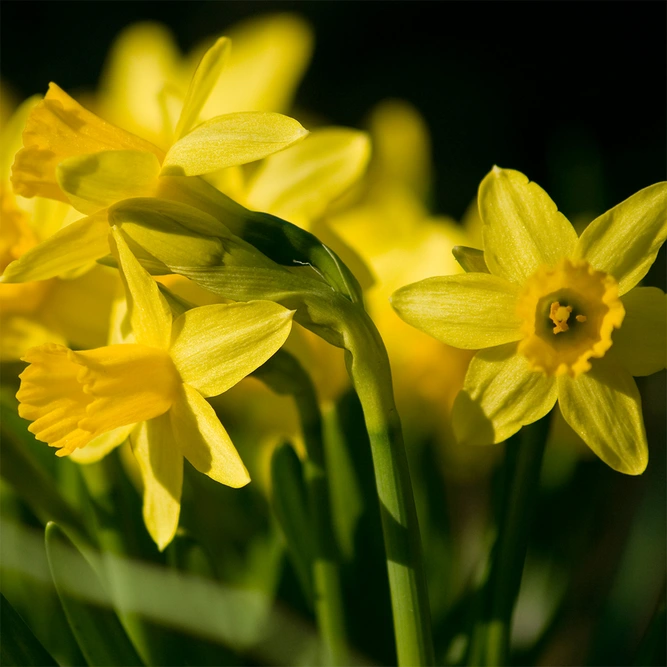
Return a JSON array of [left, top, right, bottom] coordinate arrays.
[[392, 167, 666, 475], [1, 31, 307, 287], [17, 227, 294, 548]]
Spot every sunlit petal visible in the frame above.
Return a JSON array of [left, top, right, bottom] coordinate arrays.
[[169, 301, 294, 397], [608, 287, 666, 376], [479, 167, 578, 282], [170, 384, 250, 487], [452, 343, 558, 446], [131, 416, 183, 550], [558, 359, 648, 475], [161, 112, 308, 176], [111, 226, 172, 348], [575, 182, 667, 294], [391, 273, 522, 349]]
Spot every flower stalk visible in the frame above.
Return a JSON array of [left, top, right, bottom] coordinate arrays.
[[344, 312, 435, 666], [255, 352, 348, 665], [468, 413, 550, 667], [171, 251, 435, 664]]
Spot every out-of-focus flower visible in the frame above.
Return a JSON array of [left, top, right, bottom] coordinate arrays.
[[96, 14, 313, 149], [324, 101, 478, 460], [392, 167, 667, 474], [16, 228, 294, 548], [0, 97, 117, 360]]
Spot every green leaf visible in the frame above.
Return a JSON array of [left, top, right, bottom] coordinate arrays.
[[0, 392, 87, 540], [270, 442, 314, 604], [0, 593, 58, 667], [44, 522, 145, 667]]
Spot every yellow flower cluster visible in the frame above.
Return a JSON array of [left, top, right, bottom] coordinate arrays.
[[2, 12, 664, 556]]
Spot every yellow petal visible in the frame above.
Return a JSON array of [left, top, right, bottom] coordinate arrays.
[[452, 343, 558, 446], [38, 264, 117, 350], [0, 214, 108, 283], [245, 128, 371, 226], [479, 167, 578, 282], [169, 301, 294, 397], [575, 182, 667, 295], [131, 416, 183, 550], [391, 273, 523, 349], [368, 99, 432, 202], [608, 287, 666, 376], [0, 315, 65, 362], [557, 359, 648, 474], [56, 150, 161, 214], [11, 82, 163, 201], [175, 37, 231, 141], [98, 22, 180, 145], [111, 227, 172, 349], [17, 343, 93, 456], [69, 424, 136, 464], [197, 12, 313, 117], [169, 383, 250, 487], [161, 111, 308, 176]]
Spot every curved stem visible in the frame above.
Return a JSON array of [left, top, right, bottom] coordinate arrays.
[[344, 313, 435, 666]]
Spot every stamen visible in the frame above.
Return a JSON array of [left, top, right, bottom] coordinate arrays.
[[549, 301, 572, 334], [576, 314, 587, 323]]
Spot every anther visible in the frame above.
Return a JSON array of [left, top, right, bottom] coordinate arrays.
[[549, 301, 572, 334]]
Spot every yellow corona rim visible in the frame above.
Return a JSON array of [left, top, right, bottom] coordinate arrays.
[[516, 258, 625, 377]]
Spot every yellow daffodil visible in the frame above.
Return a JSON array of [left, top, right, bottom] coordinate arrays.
[[392, 167, 667, 475], [1, 72, 306, 285], [16, 227, 294, 548], [2, 28, 307, 288]]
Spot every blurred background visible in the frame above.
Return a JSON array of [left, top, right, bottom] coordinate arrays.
[[1, 2, 665, 666]]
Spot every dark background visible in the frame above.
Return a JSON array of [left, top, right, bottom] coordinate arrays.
[[2, 1, 665, 223]]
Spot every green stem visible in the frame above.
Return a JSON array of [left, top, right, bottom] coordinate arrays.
[[293, 373, 349, 666], [344, 313, 434, 667], [470, 414, 550, 667], [255, 353, 348, 666]]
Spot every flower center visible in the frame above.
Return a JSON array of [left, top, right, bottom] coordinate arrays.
[[516, 259, 624, 377], [17, 342, 181, 456]]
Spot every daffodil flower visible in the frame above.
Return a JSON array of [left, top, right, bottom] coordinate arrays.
[[1, 32, 307, 286], [16, 226, 294, 548], [392, 167, 667, 475]]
